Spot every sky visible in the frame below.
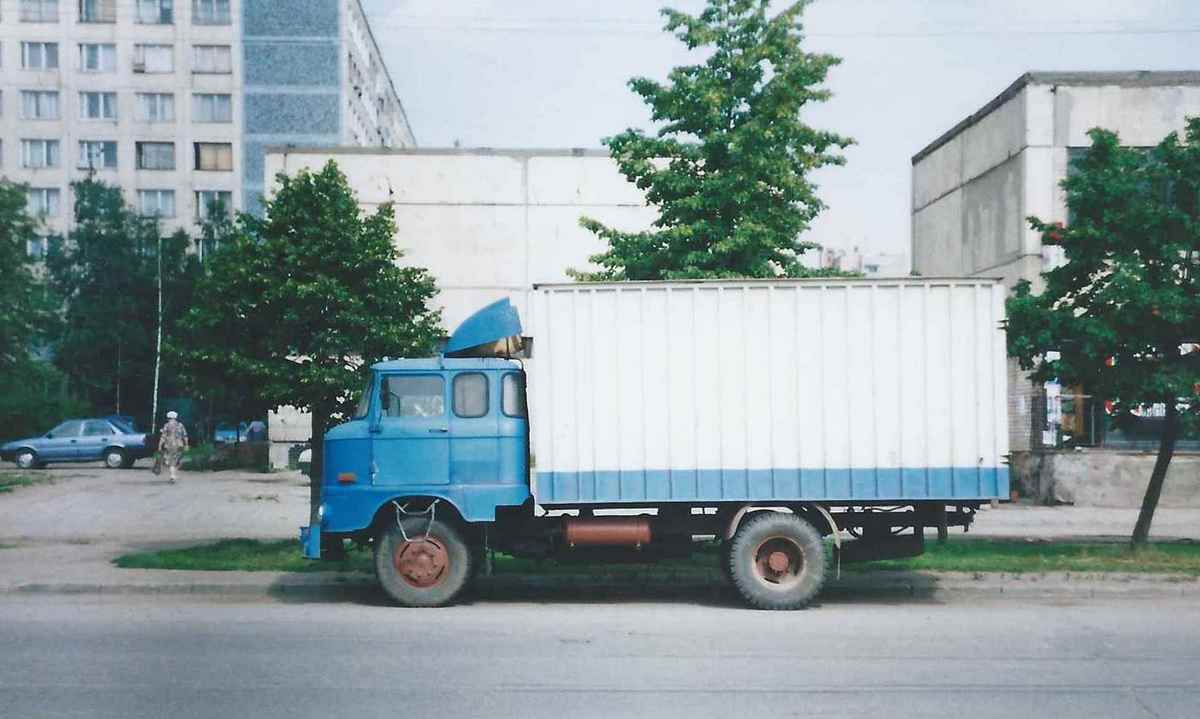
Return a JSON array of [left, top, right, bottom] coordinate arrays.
[[361, 0, 1200, 260]]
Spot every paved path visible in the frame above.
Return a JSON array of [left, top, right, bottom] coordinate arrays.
[[2, 464, 1198, 601], [1, 594, 1197, 719], [4, 464, 1198, 546]]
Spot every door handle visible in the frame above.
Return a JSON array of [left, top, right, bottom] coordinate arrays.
[[428, 428, 449, 434]]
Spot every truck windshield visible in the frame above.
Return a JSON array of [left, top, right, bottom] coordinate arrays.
[[353, 376, 372, 418]]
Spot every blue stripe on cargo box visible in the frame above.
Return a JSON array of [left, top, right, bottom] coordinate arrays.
[[535, 466, 1009, 503]]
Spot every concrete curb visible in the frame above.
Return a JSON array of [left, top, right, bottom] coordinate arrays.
[[6, 570, 1197, 602]]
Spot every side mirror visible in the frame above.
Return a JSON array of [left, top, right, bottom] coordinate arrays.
[[46, 433, 54, 439]]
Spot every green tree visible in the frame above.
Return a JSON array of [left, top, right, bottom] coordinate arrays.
[[0, 181, 87, 440], [1007, 121, 1200, 545], [179, 161, 442, 526], [46, 179, 198, 427], [0, 181, 48, 372], [575, 0, 853, 280]]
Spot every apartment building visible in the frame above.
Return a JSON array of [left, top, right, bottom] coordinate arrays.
[[0, 0, 414, 256]]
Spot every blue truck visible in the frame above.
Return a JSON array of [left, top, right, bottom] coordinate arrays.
[[302, 279, 1010, 609]]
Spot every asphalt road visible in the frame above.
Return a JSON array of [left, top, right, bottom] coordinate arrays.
[[2, 594, 1197, 719]]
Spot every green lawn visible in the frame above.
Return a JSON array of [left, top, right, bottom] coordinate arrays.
[[852, 538, 1200, 575], [113, 537, 1200, 576], [0, 473, 52, 494]]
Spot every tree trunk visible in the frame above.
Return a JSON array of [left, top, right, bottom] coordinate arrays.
[[1131, 401, 1179, 546]]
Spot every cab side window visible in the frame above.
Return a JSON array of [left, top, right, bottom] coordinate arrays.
[[453, 373, 488, 418], [502, 373, 526, 417], [382, 376, 445, 418]]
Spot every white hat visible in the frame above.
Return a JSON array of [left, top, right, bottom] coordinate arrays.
[[166, 411, 178, 419]]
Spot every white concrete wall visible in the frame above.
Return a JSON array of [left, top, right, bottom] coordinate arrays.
[[263, 148, 656, 329]]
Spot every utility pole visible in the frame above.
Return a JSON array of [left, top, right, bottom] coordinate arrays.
[[151, 232, 163, 433]]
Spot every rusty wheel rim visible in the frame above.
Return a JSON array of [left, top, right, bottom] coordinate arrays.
[[393, 537, 450, 588], [753, 537, 804, 588]]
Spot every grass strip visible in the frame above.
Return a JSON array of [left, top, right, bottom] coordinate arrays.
[[852, 538, 1200, 575], [113, 537, 1200, 576], [0, 473, 51, 494]]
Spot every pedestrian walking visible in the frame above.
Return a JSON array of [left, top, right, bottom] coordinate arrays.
[[158, 411, 189, 483]]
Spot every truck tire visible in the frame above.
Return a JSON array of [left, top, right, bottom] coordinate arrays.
[[374, 516, 474, 607], [727, 511, 826, 610]]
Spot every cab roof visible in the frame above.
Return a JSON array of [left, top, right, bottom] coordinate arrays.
[[371, 357, 521, 371]]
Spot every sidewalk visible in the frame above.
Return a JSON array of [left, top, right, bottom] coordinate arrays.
[[1, 465, 1197, 602]]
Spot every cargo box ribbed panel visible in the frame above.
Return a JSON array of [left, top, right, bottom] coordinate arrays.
[[528, 280, 1009, 504]]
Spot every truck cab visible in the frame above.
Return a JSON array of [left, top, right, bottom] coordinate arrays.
[[303, 299, 532, 560]]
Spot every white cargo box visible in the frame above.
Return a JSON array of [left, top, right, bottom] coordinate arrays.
[[528, 279, 1008, 504]]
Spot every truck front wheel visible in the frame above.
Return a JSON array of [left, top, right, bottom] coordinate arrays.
[[727, 512, 826, 610], [374, 517, 474, 607]]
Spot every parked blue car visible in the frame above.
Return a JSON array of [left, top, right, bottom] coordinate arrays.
[[1, 418, 152, 469]]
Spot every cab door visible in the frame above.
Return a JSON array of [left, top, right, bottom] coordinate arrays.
[[372, 373, 450, 486], [447, 371, 499, 486]]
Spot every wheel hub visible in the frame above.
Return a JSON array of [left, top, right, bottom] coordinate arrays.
[[754, 537, 804, 586], [393, 538, 449, 588]]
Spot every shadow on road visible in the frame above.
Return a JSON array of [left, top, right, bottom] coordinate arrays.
[[266, 569, 946, 609]]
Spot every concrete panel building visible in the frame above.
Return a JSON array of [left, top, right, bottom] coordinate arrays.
[[0, 0, 412, 255], [911, 71, 1200, 504], [263, 147, 657, 329]]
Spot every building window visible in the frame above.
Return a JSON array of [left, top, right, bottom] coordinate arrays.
[[78, 43, 116, 72], [193, 93, 231, 123], [192, 0, 229, 25], [27, 187, 60, 216], [137, 189, 175, 217], [195, 190, 232, 220], [21, 90, 59, 119], [21, 139, 60, 168], [192, 45, 231, 74], [20, 0, 58, 22], [133, 44, 173, 73], [79, 0, 116, 22], [27, 235, 62, 258], [452, 373, 488, 418], [194, 143, 232, 171], [79, 91, 117, 121], [136, 142, 175, 170], [135, 93, 174, 122], [135, 0, 172, 24], [21, 42, 59, 69], [78, 140, 117, 170]]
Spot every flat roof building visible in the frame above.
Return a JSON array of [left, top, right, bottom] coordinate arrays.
[[911, 71, 1200, 504]]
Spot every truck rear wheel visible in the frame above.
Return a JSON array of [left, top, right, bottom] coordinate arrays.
[[727, 512, 826, 610], [375, 517, 474, 607]]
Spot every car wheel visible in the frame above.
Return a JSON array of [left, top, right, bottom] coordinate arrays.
[[15, 449, 41, 470], [103, 448, 126, 469]]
